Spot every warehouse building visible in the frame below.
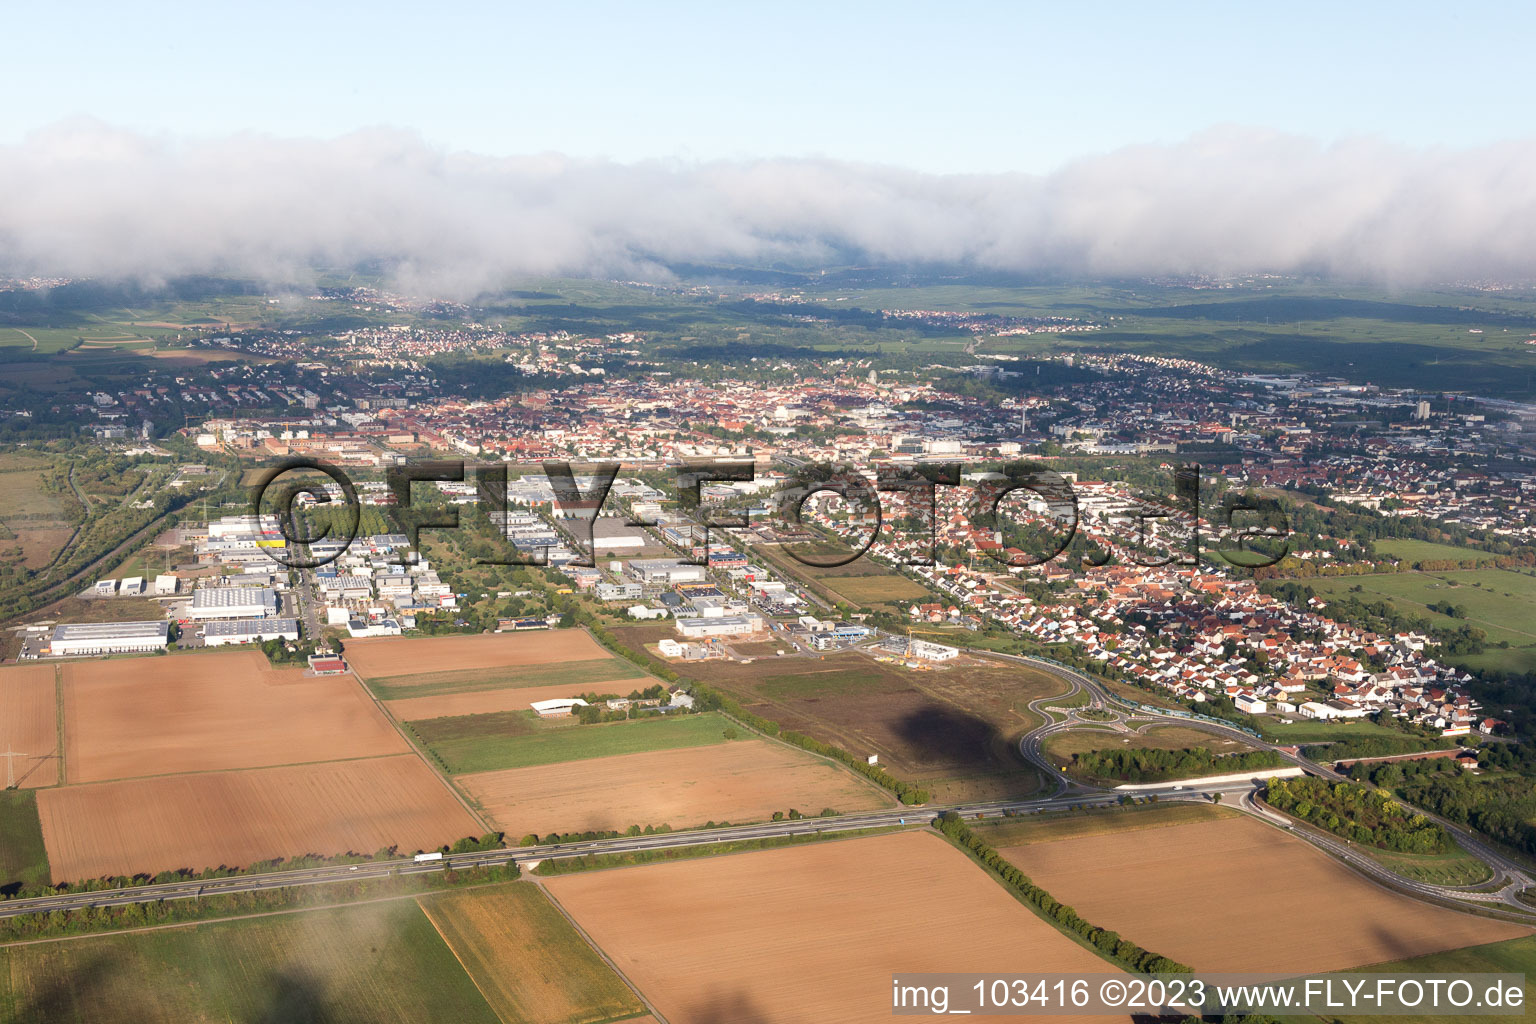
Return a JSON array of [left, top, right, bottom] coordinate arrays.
[[201, 618, 300, 647], [188, 586, 278, 621], [50, 621, 169, 656], [675, 614, 765, 638]]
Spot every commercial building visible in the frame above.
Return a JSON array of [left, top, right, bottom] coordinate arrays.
[[201, 618, 300, 647], [628, 558, 707, 585], [50, 621, 169, 656], [675, 614, 764, 638], [188, 586, 279, 621]]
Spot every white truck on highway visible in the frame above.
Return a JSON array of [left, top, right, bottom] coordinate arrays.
[[413, 852, 444, 863]]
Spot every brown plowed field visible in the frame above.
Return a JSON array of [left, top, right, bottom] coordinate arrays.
[[624, 635, 1065, 803], [36, 754, 480, 882], [346, 632, 607, 680], [460, 739, 893, 836], [996, 814, 1528, 973], [385, 681, 639, 722], [545, 830, 1127, 1024], [0, 664, 58, 787], [62, 650, 407, 783]]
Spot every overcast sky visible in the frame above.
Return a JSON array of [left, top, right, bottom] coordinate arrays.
[[5, 2, 1534, 286]]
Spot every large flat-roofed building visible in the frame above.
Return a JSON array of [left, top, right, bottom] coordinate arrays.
[[201, 618, 300, 647], [50, 621, 169, 656], [627, 558, 707, 585], [188, 586, 278, 621], [675, 614, 764, 638]]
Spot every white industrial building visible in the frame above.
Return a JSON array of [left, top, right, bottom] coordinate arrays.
[[201, 618, 300, 647], [531, 697, 589, 718], [628, 558, 707, 585], [153, 574, 179, 595], [675, 614, 764, 638], [878, 636, 960, 661], [188, 586, 278, 621], [50, 621, 169, 656]]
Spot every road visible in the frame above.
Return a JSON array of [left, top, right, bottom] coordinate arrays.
[[1001, 652, 1536, 917], [3, 640, 1532, 925]]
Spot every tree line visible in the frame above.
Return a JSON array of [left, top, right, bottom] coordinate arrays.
[[1071, 746, 1284, 783], [933, 812, 1190, 974]]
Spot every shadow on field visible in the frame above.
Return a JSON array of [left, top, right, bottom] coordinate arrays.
[[10, 957, 338, 1024], [893, 701, 1007, 769], [686, 988, 776, 1023]]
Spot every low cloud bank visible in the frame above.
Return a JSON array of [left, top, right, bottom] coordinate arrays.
[[2, 121, 1533, 294]]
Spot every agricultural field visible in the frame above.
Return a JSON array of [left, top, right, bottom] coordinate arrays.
[[816, 570, 932, 610], [985, 811, 1526, 973], [1295, 934, 1536, 1024], [977, 801, 1233, 846], [0, 663, 60, 787], [350, 630, 645, 704], [0, 790, 51, 896], [0, 453, 74, 570], [385, 682, 642, 722], [639, 640, 1066, 802], [410, 711, 733, 774], [460, 738, 893, 836], [1307, 567, 1536, 673], [1374, 538, 1501, 567], [369, 658, 645, 702], [544, 830, 1127, 1024], [35, 754, 480, 882], [419, 882, 648, 1024], [345, 631, 613, 680], [0, 896, 503, 1024], [62, 650, 408, 783]]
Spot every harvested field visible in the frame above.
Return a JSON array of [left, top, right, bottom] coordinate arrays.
[[62, 649, 407, 783], [419, 882, 646, 1024], [346, 631, 609, 680], [36, 754, 480, 882], [545, 830, 1126, 1024], [461, 739, 893, 836], [978, 802, 1235, 846], [0, 896, 501, 1024], [364, 658, 643, 702], [994, 814, 1527, 974], [385, 681, 641, 722], [0, 663, 59, 787], [416, 712, 731, 774]]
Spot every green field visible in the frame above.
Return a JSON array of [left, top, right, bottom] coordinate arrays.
[[1308, 567, 1536, 673], [408, 710, 734, 773], [818, 571, 932, 609], [0, 791, 51, 897], [1358, 844, 1493, 887], [1282, 934, 1536, 1024], [0, 897, 502, 1024], [420, 882, 646, 1024], [1259, 717, 1413, 744], [365, 657, 644, 701], [757, 664, 893, 699], [1374, 538, 1500, 567]]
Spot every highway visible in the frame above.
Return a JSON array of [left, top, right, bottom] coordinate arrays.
[[3, 646, 1533, 925], [1000, 652, 1536, 918]]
